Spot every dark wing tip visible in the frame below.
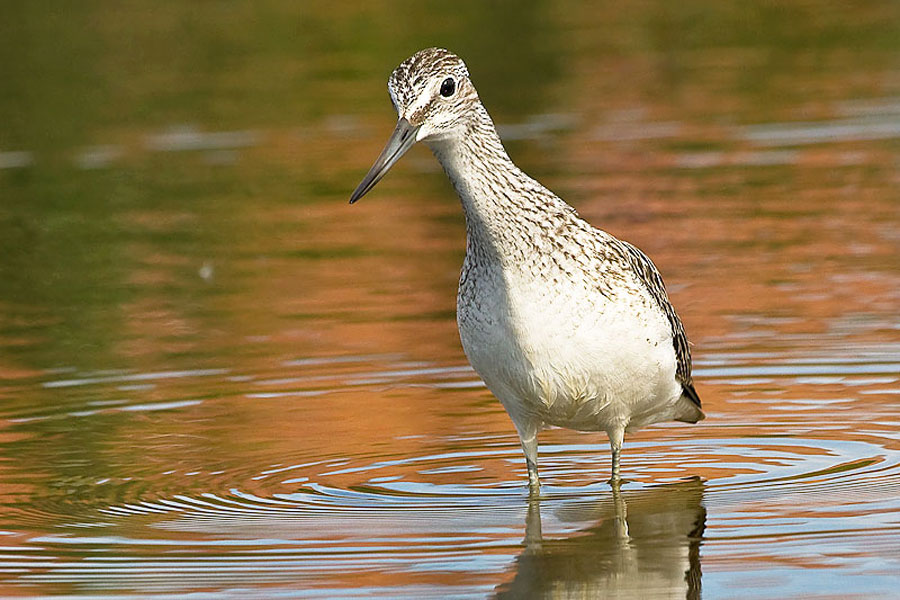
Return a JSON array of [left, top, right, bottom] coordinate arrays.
[[682, 381, 702, 409]]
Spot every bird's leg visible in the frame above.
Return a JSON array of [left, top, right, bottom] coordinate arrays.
[[610, 448, 621, 487], [521, 435, 541, 493], [512, 417, 542, 493], [608, 426, 625, 487], [513, 419, 541, 493]]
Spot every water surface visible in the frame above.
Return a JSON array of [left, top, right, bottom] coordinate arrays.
[[1, 1, 898, 598]]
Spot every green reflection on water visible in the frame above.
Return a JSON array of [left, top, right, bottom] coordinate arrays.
[[0, 4, 897, 557], [0, 0, 575, 371], [0, 0, 896, 372]]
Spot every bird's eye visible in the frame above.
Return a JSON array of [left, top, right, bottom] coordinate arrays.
[[440, 77, 456, 97]]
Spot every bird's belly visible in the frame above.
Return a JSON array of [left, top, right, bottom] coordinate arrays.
[[458, 276, 681, 432]]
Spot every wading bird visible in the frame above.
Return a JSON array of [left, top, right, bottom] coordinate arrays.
[[351, 48, 704, 490]]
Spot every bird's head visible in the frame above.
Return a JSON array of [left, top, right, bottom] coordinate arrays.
[[350, 48, 478, 203]]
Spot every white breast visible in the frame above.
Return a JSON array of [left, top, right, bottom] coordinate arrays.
[[458, 260, 683, 434]]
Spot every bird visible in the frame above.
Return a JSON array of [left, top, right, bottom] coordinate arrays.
[[350, 48, 704, 491]]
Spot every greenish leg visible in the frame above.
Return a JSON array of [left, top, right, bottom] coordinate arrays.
[[608, 427, 624, 487], [521, 434, 540, 492]]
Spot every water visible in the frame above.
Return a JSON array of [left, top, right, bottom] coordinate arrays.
[[1, 2, 899, 598]]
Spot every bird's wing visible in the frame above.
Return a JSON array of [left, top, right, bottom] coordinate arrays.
[[615, 241, 701, 408]]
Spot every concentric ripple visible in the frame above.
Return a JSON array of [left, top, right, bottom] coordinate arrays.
[[1, 344, 898, 597]]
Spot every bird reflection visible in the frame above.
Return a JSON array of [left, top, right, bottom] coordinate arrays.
[[495, 478, 706, 599]]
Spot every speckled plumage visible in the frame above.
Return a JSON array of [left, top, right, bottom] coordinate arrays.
[[352, 48, 704, 489]]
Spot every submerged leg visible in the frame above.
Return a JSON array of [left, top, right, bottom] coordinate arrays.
[[608, 426, 625, 487]]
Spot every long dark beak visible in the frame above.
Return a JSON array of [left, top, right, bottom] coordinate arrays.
[[349, 118, 420, 204]]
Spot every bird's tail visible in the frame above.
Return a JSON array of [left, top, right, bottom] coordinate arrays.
[[675, 382, 705, 423]]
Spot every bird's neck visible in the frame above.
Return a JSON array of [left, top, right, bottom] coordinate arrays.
[[425, 105, 560, 254]]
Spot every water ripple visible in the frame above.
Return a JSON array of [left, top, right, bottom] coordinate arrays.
[[2, 347, 898, 596]]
